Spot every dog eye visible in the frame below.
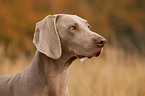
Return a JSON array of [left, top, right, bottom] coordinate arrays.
[[88, 25, 91, 29], [69, 26, 77, 30]]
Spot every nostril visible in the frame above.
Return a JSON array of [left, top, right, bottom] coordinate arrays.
[[98, 41, 105, 45], [96, 37, 107, 47], [97, 41, 105, 47]]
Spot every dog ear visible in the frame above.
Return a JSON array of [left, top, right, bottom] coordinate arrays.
[[33, 15, 62, 59]]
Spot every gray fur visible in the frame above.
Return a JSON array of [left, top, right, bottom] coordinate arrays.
[[0, 14, 106, 96]]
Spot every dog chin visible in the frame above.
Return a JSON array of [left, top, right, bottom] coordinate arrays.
[[75, 54, 86, 59], [86, 50, 101, 58], [75, 50, 102, 59]]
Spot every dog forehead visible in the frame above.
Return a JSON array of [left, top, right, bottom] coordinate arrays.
[[58, 14, 87, 23]]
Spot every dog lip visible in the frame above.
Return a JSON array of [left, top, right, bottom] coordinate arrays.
[[95, 51, 101, 57], [75, 54, 92, 59], [87, 57, 92, 58], [75, 54, 86, 58]]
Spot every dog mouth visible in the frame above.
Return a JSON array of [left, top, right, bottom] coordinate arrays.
[[75, 50, 101, 59], [95, 51, 101, 57]]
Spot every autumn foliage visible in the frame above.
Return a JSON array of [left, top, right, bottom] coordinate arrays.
[[0, 0, 145, 57]]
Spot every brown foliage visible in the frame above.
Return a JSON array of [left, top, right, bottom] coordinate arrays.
[[0, 0, 145, 57]]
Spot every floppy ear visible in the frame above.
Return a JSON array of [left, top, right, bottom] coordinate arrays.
[[33, 15, 62, 59]]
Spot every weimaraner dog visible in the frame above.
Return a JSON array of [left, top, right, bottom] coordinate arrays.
[[0, 14, 106, 96]]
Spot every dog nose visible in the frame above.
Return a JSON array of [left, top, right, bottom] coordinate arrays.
[[96, 37, 106, 47]]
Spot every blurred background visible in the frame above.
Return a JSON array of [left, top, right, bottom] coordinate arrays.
[[0, 0, 145, 96]]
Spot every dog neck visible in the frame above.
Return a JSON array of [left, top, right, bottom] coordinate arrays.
[[28, 50, 76, 96]]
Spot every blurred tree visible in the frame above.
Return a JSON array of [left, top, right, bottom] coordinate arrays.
[[0, 0, 145, 58]]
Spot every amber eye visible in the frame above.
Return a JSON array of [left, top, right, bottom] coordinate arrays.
[[70, 26, 77, 30], [88, 25, 91, 29]]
